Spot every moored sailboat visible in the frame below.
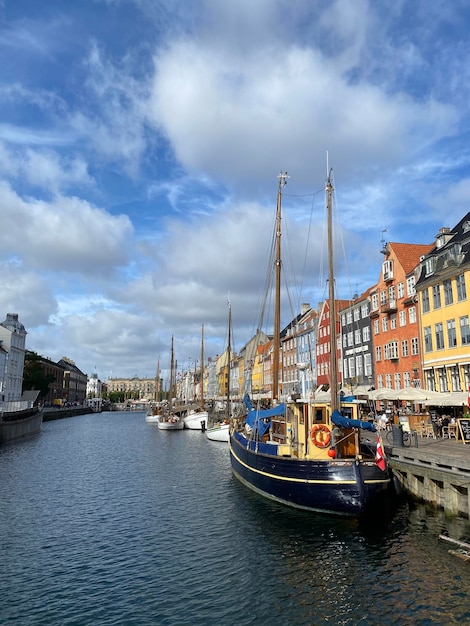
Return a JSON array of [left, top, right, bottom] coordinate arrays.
[[206, 302, 232, 442], [183, 325, 209, 430], [229, 170, 391, 516], [157, 336, 184, 431]]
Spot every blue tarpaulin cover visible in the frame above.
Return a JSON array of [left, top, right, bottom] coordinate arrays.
[[331, 409, 376, 432], [243, 394, 286, 437]]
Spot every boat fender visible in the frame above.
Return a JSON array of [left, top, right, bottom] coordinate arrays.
[[310, 424, 331, 448]]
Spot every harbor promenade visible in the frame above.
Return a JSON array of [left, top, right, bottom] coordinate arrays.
[[384, 432, 470, 521]]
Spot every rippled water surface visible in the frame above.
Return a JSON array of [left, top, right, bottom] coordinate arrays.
[[1, 410, 470, 625]]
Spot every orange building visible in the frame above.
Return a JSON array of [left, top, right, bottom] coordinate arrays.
[[370, 241, 434, 392]]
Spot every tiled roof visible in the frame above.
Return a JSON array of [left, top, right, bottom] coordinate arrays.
[[389, 242, 434, 274]]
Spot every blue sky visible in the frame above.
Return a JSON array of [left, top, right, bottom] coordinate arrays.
[[1, 0, 470, 381]]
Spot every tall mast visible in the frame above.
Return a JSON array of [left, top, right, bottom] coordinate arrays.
[[200, 324, 204, 410], [326, 171, 339, 412], [169, 336, 175, 409], [226, 301, 231, 421], [155, 358, 160, 402], [273, 171, 288, 402]]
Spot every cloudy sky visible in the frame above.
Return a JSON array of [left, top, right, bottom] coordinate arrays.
[[1, 0, 469, 382]]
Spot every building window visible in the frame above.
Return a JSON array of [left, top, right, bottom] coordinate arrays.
[[447, 319, 457, 348], [435, 322, 444, 350], [390, 314, 397, 330], [432, 284, 441, 309], [394, 373, 401, 389], [374, 319, 380, 334], [409, 306, 416, 324], [382, 317, 388, 332], [385, 341, 398, 360], [443, 279, 453, 306], [386, 374, 392, 388], [422, 289, 430, 313], [407, 276, 416, 296], [399, 311, 406, 327], [356, 355, 363, 377], [364, 353, 372, 377], [397, 282, 405, 299], [457, 274, 467, 302], [354, 329, 361, 345], [380, 290, 387, 305], [362, 326, 370, 342], [411, 337, 419, 355], [401, 339, 409, 357], [404, 371, 411, 387], [424, 326, 433, 352], [383, 259, 393, 280], [376, 346, 382, 362], [438, 367, 448, 393], [451, 365, 460, 392], [460, 315, 470, 345], [371, 293, 379, 312], [426, 369, 436, 391]]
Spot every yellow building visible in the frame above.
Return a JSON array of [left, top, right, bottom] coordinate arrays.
[[415, 218, 470, 398]]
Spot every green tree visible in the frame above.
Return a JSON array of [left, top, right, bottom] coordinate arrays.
[[22, 351, 55, 399]]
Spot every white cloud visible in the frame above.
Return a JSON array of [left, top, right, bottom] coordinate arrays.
[[0, 181, 134, 273]]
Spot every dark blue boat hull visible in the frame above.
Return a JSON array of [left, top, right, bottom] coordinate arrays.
[[229, 431, 390, 516]]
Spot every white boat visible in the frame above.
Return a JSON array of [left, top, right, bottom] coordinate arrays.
[[183, 408, 209, 430], [206, 302, 233, 443], [206, 421, 229, 442], [155, 336, 184, 431], [183, 324, 209, 430], [145, 412, 160, 424], [145, 406, 163, 424], [157, 413, 184, 430]]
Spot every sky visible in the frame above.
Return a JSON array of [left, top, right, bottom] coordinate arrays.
[[1, 0, 470, 383]]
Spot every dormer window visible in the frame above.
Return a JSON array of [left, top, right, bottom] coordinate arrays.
[[425, 257, 435, 276], [383, 259, 393, 281]]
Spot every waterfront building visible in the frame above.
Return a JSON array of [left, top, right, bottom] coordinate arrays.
[[57, 357, 88, 405], [86, 372, 104, 398], [295, 305, 318, 399], [0, 313, 27, 403], [206, 357, 218, 399], [107, 375, 156, 400], [340, 288, 375, 394], [415, 215, 470, 397], [280, 311, 303, 398], [370, 240, 434, 393], [316, 299, 350, 389], [261, 339, 273, 398], [237, 330, 269, 399]]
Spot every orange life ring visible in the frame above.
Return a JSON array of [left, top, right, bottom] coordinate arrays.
[[310, 424, 331, 448]]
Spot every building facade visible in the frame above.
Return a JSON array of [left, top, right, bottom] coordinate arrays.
[[415, 216, 470, 396], [0, 313, 27, 403], [371, 241, 433, 391]]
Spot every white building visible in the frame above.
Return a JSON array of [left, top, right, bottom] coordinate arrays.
[[0, 314, 27, 403], [86, 372, 103, 398]]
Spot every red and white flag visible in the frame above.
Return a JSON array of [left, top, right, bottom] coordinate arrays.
[[375, 434, 386, 472]]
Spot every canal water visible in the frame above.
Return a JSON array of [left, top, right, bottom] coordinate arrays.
[[1, 410, 470, 626]]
